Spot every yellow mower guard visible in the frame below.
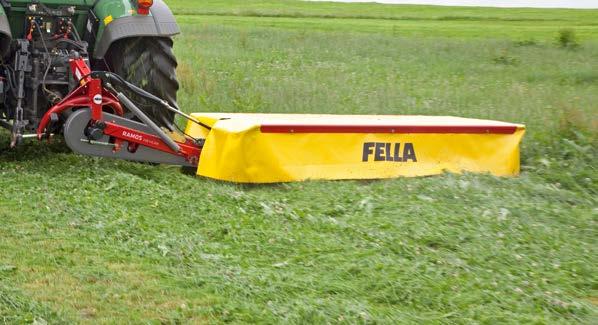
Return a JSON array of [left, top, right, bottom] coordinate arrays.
[[185, 113, 525, 183]]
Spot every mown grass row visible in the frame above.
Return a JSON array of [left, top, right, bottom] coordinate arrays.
[[0, 142, 595, 323]]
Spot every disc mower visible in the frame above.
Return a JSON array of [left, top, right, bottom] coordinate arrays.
[[0, 1, 526, 183]]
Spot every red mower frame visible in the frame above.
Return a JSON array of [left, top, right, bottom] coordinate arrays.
[[36, 56, 202, 166]]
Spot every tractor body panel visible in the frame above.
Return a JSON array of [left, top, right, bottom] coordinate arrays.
[[0, 0, 178, 59], [0, 0, 180, 145], [92, 0, 179, 58], [0, 7, 10, 55]]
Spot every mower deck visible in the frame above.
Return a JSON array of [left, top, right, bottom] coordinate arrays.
[[185, 113, 526, 183]]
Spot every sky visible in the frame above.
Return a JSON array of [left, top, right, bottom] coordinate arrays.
[[307, 1, 598, 9]]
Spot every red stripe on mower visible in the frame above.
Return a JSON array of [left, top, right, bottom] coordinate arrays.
[[260, 125, 518, 134]]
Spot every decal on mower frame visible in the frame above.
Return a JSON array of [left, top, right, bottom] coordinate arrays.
[[119, 129, 160, 147], [122, 130, 143, 141], [362, 142, 417, 162]]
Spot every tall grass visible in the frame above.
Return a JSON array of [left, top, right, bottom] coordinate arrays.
[[175, 25, 597, 141], [166, 0, 598, 25]]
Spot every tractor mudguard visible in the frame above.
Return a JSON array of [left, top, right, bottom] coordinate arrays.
[[0, 6, 11, 56], [91, 0, 179, 59]]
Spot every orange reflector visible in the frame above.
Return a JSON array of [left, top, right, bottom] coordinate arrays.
[[137, 0, 153, 15]]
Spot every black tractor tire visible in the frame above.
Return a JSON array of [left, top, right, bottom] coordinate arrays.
[[105, 37, 179, 130]]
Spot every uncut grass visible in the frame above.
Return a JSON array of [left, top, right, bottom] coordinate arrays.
[[167, 0, 598, 25], [175, 14, 598, 40], [168, 0, 598, 40], [176, 24, 597, 145], [1, 5, 597, 325]]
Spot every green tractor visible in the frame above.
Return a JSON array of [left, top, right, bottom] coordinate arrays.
[[0, 0, 180, 146]]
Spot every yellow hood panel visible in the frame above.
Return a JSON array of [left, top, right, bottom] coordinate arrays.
[[185, 113, 525, 183]]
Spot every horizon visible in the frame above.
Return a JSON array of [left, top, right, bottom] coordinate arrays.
[[307, 0, 598, 9]]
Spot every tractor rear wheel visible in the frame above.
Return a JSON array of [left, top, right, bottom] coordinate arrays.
[[105, 37, 179, 130]]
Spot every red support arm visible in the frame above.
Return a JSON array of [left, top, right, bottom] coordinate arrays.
[[37, 56, 202, 166], [102, 122, 201, 164], [36, 80, 124, 138]]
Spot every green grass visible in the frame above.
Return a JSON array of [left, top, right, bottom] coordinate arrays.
[[1, 0, 597, 323], [169, 0, 598, 40], [167, 0, 598, 23]]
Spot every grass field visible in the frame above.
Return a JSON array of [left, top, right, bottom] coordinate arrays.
[[1, 0, 597, 323]]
